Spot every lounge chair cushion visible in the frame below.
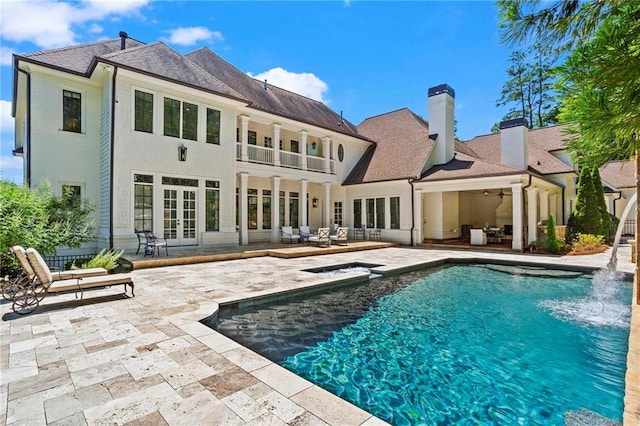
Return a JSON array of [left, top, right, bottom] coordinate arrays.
[[48, 274, 133, 293]]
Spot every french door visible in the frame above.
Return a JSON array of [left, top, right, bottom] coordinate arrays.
[[163, 186, 197, 246]]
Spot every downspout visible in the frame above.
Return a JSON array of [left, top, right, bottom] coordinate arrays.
[[17, 68, 31, 186], [408, 178, 416, 246], [109, 66, 118, 250], [612, 191, 622, 217]]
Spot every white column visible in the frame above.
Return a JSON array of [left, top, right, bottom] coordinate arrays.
[[324, 182, 331, 227], [272, 123, 281, 167], [540, 190, 549, 221], [271, 176, 281, 243], [323, 137, 331, 173], [240, 115, 249, 162], [239, 173, 249, 245], [300, 179, 308, 227], [527, 187, 539, 244], [300, 131, 308, 170], [550, 193, 559, 223], [413, 189, 422, 246], [511, 183, 523, 251]]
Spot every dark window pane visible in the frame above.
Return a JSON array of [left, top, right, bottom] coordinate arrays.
[[376, 198, 385, 229], [134, 90, 153, 133], [263, 190, 271, 230], [248, 131, 257, 145], [207, 108, 221, 144], [248, 190, 258, 229], [182, 102, 198, 141], [391, 197, 400, 229], [366, 198, 375, 228], [134, 183, 153, 231], [353, 199, 362, 228], [206, 189, 219, 231], [62, 90, 81, 133], [164, 98, 180, 137]]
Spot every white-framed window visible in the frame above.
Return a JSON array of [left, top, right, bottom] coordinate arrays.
[[264, 136, 273, 148], [133, 174, 154, 231], [134, 89, 154, 133], [205, 180, 220, 231], [334, 201, 343, 226], [164, 97, 198, 141], [62, 90, 82, 133]]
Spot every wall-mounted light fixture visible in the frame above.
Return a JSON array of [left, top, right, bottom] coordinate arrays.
[[178, 144, 187, 162], [312, 197, 318, 208], [483, 190, 489, 197], [499, 189, 505, 199]]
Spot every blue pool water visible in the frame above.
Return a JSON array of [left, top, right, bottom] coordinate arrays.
[[212, 265, 631, 425]]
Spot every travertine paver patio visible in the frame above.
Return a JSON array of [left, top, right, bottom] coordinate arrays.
[[1, 246, 637, 425]]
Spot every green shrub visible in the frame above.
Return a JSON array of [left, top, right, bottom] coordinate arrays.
[[544, 213, 561, 254], [73, 249, 124, 272], [0, 180, 94, 277], [572, 233, 605, 251]]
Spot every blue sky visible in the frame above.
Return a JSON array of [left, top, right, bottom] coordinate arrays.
[[0, 0, 514, 184]]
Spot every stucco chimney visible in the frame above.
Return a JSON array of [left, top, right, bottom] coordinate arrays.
[[427, 84, 455, 165], [500, 118, 528, 170], [119, 31, 128, 50]]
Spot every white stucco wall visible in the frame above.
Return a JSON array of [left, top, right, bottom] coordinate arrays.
[[110, 70, 241, 248], [26, 67, 104, 252]]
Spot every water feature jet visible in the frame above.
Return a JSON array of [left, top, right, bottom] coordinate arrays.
[[607, 192, 637, 271]]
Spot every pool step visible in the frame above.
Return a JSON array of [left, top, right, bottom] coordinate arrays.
[[564, 409, 621, 426]]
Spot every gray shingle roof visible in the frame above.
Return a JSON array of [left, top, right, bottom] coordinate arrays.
[[97, 43, 245, 101], [19, 38, 145, 75], [185, 48, 364, 139], [344, 108, 435, 184]]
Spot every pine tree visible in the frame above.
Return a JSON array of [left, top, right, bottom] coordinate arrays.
[[544, 213, 560, 254]]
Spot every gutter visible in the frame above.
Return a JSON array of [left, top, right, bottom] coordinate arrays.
[[109, 66, 118, 249]]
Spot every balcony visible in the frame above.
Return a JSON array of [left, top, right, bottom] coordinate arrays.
[[237, 143, 335, 174]]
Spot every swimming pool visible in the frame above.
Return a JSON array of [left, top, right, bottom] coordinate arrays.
[[211, 264, 631, 424]]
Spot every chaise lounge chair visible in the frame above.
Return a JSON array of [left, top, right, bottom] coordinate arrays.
[[309, 227, 331, 247], [2, 246, 108, 301], [10, 248, 134, 315]]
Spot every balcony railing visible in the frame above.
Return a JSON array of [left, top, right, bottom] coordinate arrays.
[[237, 143, 335, 174]]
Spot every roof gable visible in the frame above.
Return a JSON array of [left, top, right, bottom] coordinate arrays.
[[345, 108, 434, 184]]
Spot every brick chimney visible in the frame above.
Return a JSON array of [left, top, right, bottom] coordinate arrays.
[[500, 118, 528, 170], [427, 84, 455, 165]]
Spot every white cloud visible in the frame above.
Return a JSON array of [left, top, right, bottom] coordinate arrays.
[[166, 27, 223, 46], [0, 155, 23, 171], [1, 101, 14, 133], [0, 0, 148, 49], [0, 47, 15, 66], [248, 68, 330, 104]]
